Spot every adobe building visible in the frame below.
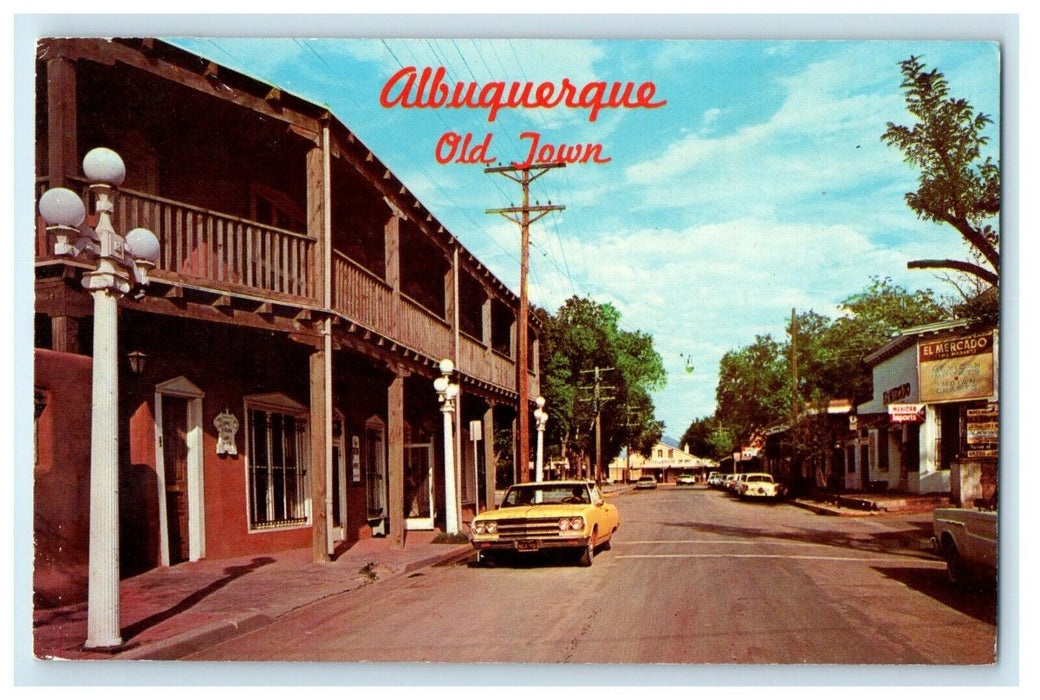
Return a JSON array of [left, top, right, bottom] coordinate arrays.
[[33, 38, 539, 606], [854, 320, 998, 502]]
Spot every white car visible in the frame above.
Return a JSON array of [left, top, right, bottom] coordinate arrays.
[[707, 472, 724, 488], [634, 475, 658, 490], [736, 472, 785, 500], [725, 474, 746, 493], [676, 475, 697, 486]]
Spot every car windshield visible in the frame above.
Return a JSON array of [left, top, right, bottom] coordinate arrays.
[[747, 475, 773, 483], [502, 484, 590, 506]]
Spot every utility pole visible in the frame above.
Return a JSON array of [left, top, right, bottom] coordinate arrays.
[[579, 366, 615, 486], [790, 308, 800, 425], [486, 163, 565, 482]]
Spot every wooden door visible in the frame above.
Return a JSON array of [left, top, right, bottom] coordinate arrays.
[[162, 395, 190, 564]]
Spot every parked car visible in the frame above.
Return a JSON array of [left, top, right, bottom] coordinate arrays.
[[676, 474, 698, 486], [736, 472, 785, 500], [635, 475, 658, 490], [725, 474, 747, 493], [931, 502, 998, 585], [707, 472, 724, 488], [470, 480, 620, 567]]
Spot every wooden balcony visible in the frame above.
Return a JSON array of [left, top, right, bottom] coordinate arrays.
[[35, 181, 526, 396], [332, 251, 393, 330], [332, 253, 454, 370], [35, 182, 318, 305], [400, 295, 452, 362], [459, 334, 514, 389]]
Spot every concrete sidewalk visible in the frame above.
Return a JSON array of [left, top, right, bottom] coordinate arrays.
[[790, 492, 950, 517], [32, 530, 473, 661]]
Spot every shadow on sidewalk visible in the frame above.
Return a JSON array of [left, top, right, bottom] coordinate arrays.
[[120, 556, 275, 643]]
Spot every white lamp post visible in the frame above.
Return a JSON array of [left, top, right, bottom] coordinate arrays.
[[434, 359, 460, 535], [533, 396, 548, 482], [38, 147, 160, 649]]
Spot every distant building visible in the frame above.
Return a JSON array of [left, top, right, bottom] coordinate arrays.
[[608, 437, 716, 483]]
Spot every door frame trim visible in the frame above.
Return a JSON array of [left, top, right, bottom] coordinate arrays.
[[404, 442, 435, 530], [154, 376, 205, 566]]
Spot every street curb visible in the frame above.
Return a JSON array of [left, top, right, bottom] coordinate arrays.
[[116, 613, 273, 660], [790, 499, 848, 516], [402, 545, 473, 574]]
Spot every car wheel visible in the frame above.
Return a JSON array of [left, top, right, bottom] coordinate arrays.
[[600, 533, 612, 552], [944, 541, 969, 585], [578, 531, 596, 567], [479, 551, 497, 568]]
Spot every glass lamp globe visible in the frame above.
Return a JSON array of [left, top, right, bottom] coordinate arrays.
[[38, 187, 86, 228], [125, 228, 160, 264], [438, 358, 454, 375], [83, 147, 126, 187], [433, 376, 449, 393], [535, 396, 546, 409]]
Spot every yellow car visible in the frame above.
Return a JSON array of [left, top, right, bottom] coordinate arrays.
[[471, 480, 620, 567]]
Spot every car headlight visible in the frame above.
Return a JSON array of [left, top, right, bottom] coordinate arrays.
[[474, 521, 498, 535], [559, 516, 585, 531]]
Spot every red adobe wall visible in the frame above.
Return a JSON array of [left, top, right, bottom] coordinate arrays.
[[33, 349, 92, 608]]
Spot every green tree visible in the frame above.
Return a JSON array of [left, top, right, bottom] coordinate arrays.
[[711, 278, 949, 452], [882, 55, 1000, 287], [538, 296, 665, 476], [714, 334, 790, 447], [799, 277, 949, 405], [679, 415, 733, 461]]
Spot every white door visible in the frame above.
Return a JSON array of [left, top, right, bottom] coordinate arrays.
[[404, 442, 435, 530]]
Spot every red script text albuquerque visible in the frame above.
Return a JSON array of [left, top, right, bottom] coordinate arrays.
[[380, 66, 667, 122]]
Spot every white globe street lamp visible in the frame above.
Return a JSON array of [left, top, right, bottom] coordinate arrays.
[[433, 359, 461, 535], [533, 396, 548, 482], [38, 148, 159, 649]]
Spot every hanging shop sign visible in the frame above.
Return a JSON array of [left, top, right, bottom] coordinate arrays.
[[888, 403, 925, 423], [966, 404, 999, 458], [352, 435, 362, 483], [918, 330, 995, 403], [213, 409, 240, 455]]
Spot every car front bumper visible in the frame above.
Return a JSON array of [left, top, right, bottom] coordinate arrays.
[[471, 535, 592, 553]]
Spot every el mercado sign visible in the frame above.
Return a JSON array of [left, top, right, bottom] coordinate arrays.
[[918, 331, 994, 403]]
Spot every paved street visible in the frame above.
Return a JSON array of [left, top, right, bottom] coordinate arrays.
[[184, 486, 997, 664]]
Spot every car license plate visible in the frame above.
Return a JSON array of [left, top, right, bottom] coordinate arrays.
[[516, 541, 539, 552]]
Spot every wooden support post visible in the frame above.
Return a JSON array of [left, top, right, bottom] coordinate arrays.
[[388, 369, 406, 550], [309, 347, 330, 563], [483, 404, 496, 512], [385, 213, 401, 338], [50, 315, 80, 354], [47, 57, 78, 189]]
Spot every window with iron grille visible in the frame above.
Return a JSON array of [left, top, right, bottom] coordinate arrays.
[[246, 402, 310, 530]]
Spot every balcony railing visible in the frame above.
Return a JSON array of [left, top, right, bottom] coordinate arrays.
[[117, 189, 316, 301], [332, 251, 393, 330], [35, 180, 317, 303]]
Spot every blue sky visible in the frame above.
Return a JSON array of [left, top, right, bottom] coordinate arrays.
[[163, 35, 1001, 438]]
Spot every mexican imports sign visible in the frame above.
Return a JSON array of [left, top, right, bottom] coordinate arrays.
[[918, 331, 995, 403]]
